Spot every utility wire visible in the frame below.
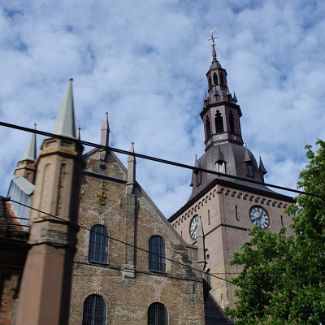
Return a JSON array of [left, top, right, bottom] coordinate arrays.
[[0, 121, 323, 200], [7, 197, 235, 285], [73, 260, 202, 283]]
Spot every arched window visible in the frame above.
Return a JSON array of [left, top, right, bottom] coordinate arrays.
[[89, 224, 108, 264], [215, 111, 224, 133], [213, 73, 218, 85], [82, 294, 106, 325], [205, 117, 211, 139], [219, 73, 224, 85], [229, 112, 235, 133], [148, 302, 168, 325], [208, 76, 212, 89], [149, 236, 166, 273]]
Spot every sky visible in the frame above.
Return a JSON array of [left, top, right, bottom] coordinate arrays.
[[0, 0, 325, 217]]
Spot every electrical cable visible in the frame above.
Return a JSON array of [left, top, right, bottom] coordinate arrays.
[[0, 121, 323, 200]]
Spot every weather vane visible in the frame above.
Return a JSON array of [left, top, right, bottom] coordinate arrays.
[[209, 27, 217, 45], [209, 27, 217, 60]]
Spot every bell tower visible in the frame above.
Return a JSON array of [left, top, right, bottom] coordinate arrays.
[[202, 34, 243, 150], [169, 34, 293, 309], [16, 79, 83, 325]]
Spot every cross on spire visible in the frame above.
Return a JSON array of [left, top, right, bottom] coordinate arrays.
[[209, 28, 217, 61]]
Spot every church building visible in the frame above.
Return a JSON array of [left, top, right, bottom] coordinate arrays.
[[0, 37, 292, 325]]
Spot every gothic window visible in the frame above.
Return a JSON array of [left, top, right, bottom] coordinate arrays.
[[88, 224, 109, 264], [245, 162, 255, 177], [205, 117, 211, 139], [229, 112, 235, 133], [149, 236, 166, 273], [208, 76, 212, 89], [215, 111, 224, 133], [82, 294, 106, 325], [213, 73, 218, 85], [219, 73, 224, 85], [148, 302, 168, 325]]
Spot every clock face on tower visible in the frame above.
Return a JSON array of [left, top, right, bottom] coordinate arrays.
[[189, 216, 199, 240], [249, 206, 270, 229]]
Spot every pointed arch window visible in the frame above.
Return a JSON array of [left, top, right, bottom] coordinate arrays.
[[215, 111, 224, 133], [208, 76, 212, 89], [229, 112, 235, 133], [82, 294, 106, 325], [148, 302, 168, 325], [149, 236, 166, 273], [213, 73, 218, 85], [219, 73, 224, 86], [205, 117, 211, 140], [89, 224, 108, 264]]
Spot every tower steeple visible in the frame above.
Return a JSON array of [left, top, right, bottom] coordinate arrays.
[[202, 33, 243, 149], [54, 78, 76, 138]]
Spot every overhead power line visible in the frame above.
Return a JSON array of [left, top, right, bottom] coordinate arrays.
[[0, 121, 323, 200]]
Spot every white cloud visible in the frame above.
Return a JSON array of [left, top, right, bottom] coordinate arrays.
[[0, 0, 324, 217]]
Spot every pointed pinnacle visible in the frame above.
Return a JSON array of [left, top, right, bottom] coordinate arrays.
[[101, 112, 110, 147], [23, 124, 37, 160], [128, 142, 136, 162], [54, 78, 76, 138], [233, 92, 238, 103], [258, 157, 267, 175]]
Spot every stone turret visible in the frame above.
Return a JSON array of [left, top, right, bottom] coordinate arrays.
[[16, 79, 83, 325]]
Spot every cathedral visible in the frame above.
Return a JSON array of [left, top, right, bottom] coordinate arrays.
[[0, 38, 292, 325]]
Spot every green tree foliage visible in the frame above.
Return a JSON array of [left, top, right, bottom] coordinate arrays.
[[225, 140, 325, 324]]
